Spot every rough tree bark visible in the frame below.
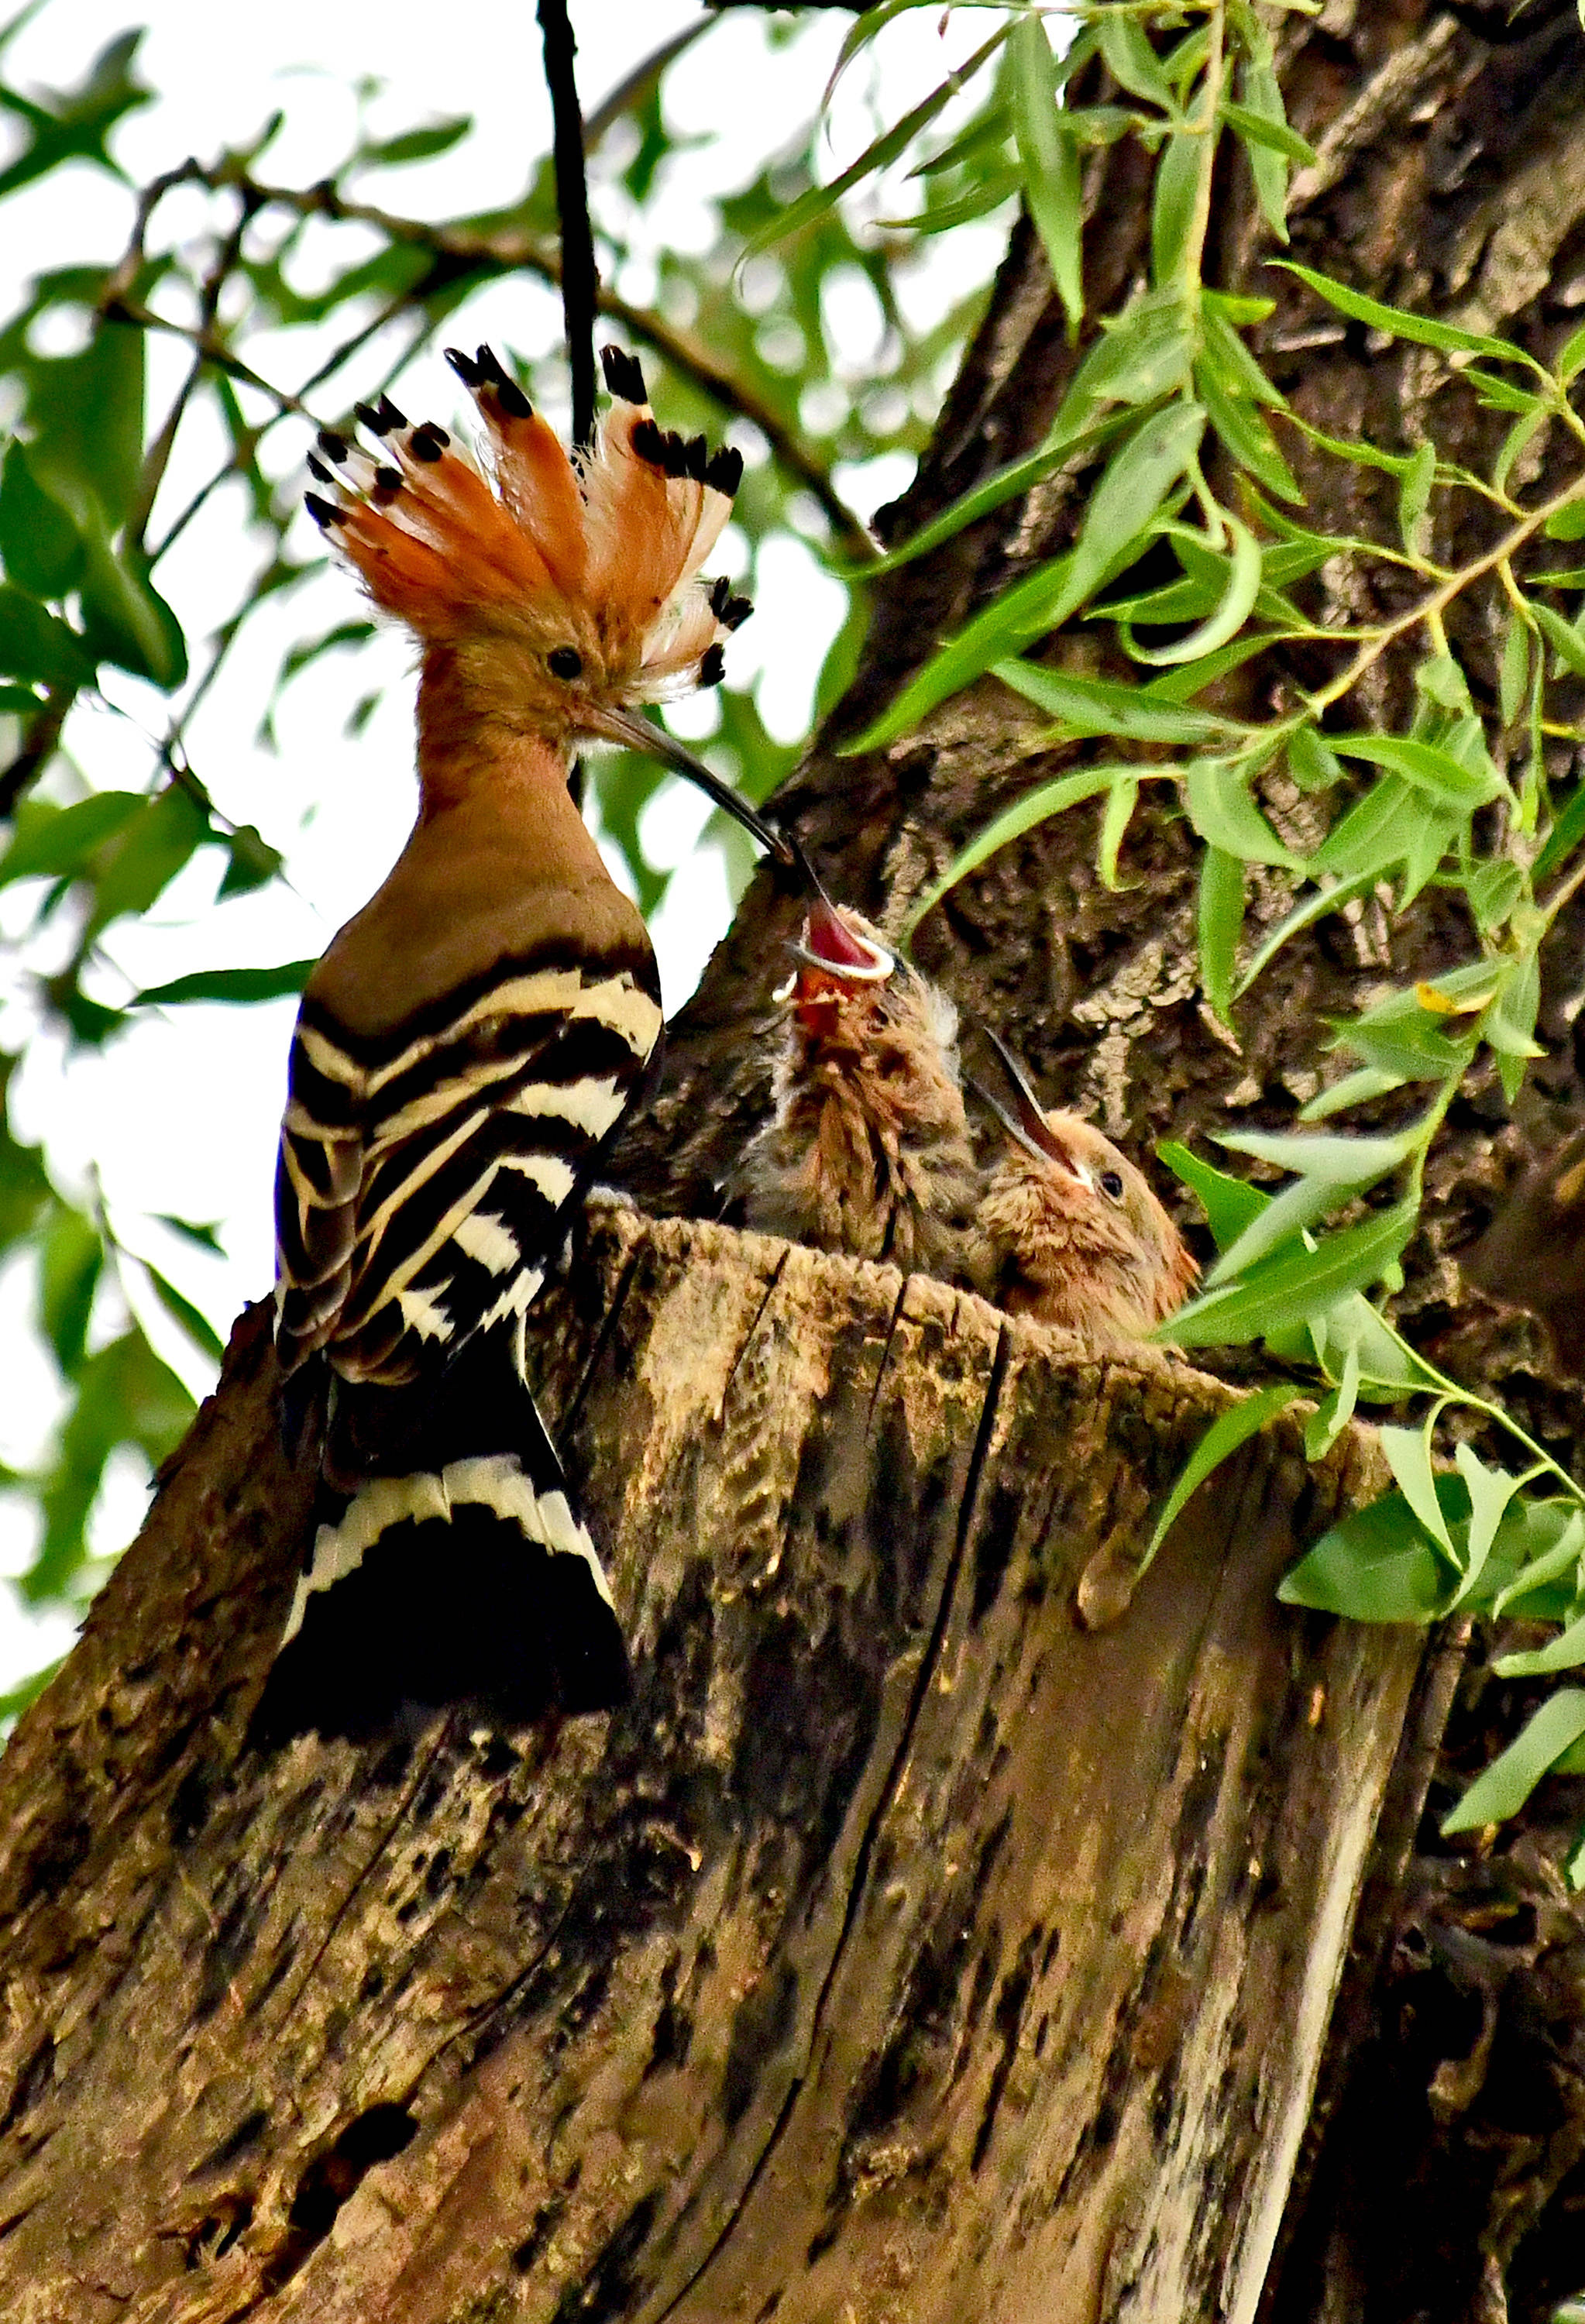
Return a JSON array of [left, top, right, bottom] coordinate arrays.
[[0, 1216, 1412, 2321], [2, 4, 1584, 2317]]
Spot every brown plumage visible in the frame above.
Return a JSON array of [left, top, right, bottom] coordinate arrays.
[[743, 896, 981, 1281], [259, 344, 781, 1741], [977, 1034, 1197, 1342]]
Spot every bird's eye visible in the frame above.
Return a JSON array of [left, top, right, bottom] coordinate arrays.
[[548, 646, 583, 681], [1100, 1170, 1125, 1202]]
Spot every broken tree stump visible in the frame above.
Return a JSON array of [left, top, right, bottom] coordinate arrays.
[[0, 1211, 1417, 2323]]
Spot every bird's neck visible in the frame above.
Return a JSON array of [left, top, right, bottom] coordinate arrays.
[[413, 645, 569, 823]]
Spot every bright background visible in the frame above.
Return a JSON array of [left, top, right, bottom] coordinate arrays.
[[0, 0, 1010, 1685]]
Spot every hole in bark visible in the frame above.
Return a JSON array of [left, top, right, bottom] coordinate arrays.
[[284, 2104, 418, 2254]]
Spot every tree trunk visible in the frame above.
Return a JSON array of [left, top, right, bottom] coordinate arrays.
[[0, 1212, 1413, 2322]]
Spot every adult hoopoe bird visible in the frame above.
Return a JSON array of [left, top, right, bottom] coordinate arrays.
[[975, 1030, 1196, 1342], [253, 343, 782, 1743], [742, 883, 981, 1282]]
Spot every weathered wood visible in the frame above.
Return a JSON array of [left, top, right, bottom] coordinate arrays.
[[0, 1212, 1415, 2322]]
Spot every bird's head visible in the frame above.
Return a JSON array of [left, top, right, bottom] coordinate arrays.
[[976, 1029, 1197, 1326], [304, 345, 785, 855]]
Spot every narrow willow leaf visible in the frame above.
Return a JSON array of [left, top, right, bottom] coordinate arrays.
[[1157, 1140, 1270, 1251], [1151, 131, 1202, 287], [1052, 401, 1207, 631], [1204, 1176, 1359, 1288], [1145, 1384, 1305, 1563], [1442, 1690, 1585, 1834], [133, 961, 315, 1006], [1499, 612, 1532, 727], [1449, 1445, 1523, 1611], [1098, 772, 1138, 889], [1219, 96, 1317, 168], [1012, 16, 1081, 337], [1184, 755, 1299, 865], [1461, 366, 1545, 416], [1532, 600, 1585, 679], [746, 26, 1007, 257], [1397, 440, 1435, 554], [1287, 724, 1343, 792], [1535, 777, 1585, 885], [1330, 731, 1505, 807], [1096, 9, 1177, 110], [846, 408, 1128, 579], [1379, 1422, 1456, 1559], [1276, 263, 1539, 366], [992, 658, 1228, 744], [1231, 44, 1300, 241], [1286, 413, 1416, 478], [1217, 1126, 1418, 1181], [1543, 497, 1585, 541], [1495, 1611, 1585, 1679], [1309, 777, 1416, 878], [1197, 363, 1303, 501], [1491, 1511, 1585, 1618], [1307, 1334, 1360, 1459], [903, 766, 1117, 935], [1197, 844, 1244, 1025], [840, 552, 1075, 754], [1559, 321, 1585, 386], [1164, 1201, 1415, 1348], [1494, 407, 1549, 499], [1068, 285, 1195, 407], [1299, 1067, 1408, 1120], [1129, 517, 1266, 665], [1279, 1490, 1454, 1623], [143, 1264, 225, 1363], [0, 792, 143, 885]]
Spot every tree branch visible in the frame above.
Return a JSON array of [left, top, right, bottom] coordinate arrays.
[[536, 0, 599, 449]]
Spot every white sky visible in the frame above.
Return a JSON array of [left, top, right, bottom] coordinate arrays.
[[0, 0, 1011, 1686]]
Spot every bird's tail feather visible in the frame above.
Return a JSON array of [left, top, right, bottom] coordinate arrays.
[[251, 1329, 627, 1745]]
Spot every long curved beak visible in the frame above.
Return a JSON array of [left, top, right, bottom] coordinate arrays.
[[976, 1026, 1091, 1184], [588, 703, 792, 864]]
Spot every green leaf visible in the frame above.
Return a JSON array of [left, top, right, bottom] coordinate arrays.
[[841, 552, 1076, 754], [1299, 1067, 1408, 1120], [1150, 131, 1202, 287], [1184, 753, 1299, 865], [1205, 1174, 1363, 1287], [1535, 777, 1585, 885], [1163, 1200, 1415, 1348], [77, 521, 187, 688], [1215, 1125, 1418, 1183], [142, 1264, 224, 1363], [0, 790, 143, 884], [1442, 1689, 1585, 1834], [992, 658, 1228, 744], [27, 321, 146, 533], [848, 408, 1129, 579], [1219, 96, 1317, 168], [1450, 1445, 1524, 1611], [1095, 9, 1177, 110], [1066, 285, 1195, 408], [1126, 518, 1267, 665], [1397, 439, 1435, 554], [1054, 400, 1207, 632], [132, 958, 315, 1007], [1491, 1509, 1585, 1618], [1329, 731, 1504, 807], [1499, 613, 1531, 727], [0, 29, 151, 201], [0, 441, 83, 597], [1542, 497, 1585, 541], [86, 783, 211, 935], [752, 26, 1007, 258], [154, 1213, 225, 1254], [1532, 600, 1585, 679], [1097, 772, 1137, 889], [40, 1205, 102, 1377], [1305, 1339, 1360, 1459], [1280, 1488, 1454, 1622], [356, 115, 473, 167], [1158, 1140, 1270, 1252], [1146, 1383, 1305, 1563], [1379, 1421, 1454, 1559], [0, 581, 95, 687], [1494, 1610, 1585, 1679], [1012, 17, 1082, 337], [903, 766, 1117, 935], [1275, 263, 1538, 366], [1233, 868, 1380, 999], [1196, 359, 1302, 501], [1197, 844, 1243, 1025], [218, 824, 284, 899], [28, 1327, 192, 1602]]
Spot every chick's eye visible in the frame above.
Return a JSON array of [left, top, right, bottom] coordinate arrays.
[[548, 645, 583, 681], [1100, 1170, 1125, 1202]]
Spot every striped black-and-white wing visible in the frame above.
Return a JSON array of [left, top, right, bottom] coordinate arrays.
[[274, 943, 664, 1387]]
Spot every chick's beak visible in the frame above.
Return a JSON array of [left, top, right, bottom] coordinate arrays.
[[975, 1027, 1090, 1184]]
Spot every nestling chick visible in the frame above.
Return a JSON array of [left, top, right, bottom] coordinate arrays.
[[977, 1032, 1196, 1341], [743, 893, 981, 1281]]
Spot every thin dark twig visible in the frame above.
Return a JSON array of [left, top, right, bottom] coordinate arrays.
[[582, 20, 711, 149], [536, 0, 599, 449]]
